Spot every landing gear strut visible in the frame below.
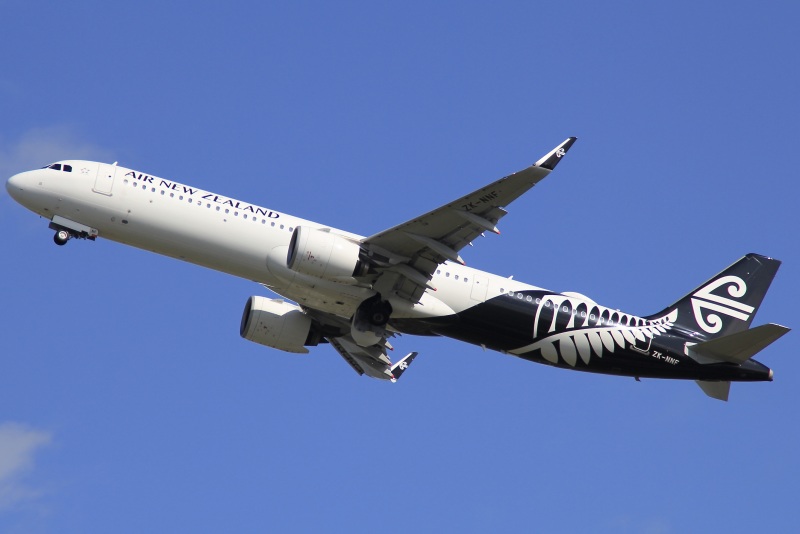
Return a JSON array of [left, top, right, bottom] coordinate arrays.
[[48, 217, 97, 246], [53, 229, 71, 246]]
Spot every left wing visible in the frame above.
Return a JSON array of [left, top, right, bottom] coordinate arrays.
[[327, 334, 418, 382], [360, 137, 576, 302], [301, 305, 419, 381]]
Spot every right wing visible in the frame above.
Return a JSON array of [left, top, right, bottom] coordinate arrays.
[[360, 137, 577, 302], [314, 139, 577, 379]]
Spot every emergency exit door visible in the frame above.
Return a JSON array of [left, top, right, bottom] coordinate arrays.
[[470, 275, 489, 302]]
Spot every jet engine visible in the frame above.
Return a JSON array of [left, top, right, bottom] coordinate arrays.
[[286, 226, 366, 283], [240, 296, 321, 353]]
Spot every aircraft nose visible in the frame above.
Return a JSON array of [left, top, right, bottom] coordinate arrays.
[[6, 172, 25, 202]]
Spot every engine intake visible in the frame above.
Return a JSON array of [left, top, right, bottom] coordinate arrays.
[[287, 226, 364, 282], [240, 296, 318, 353]]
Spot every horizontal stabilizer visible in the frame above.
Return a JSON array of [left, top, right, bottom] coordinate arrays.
[[689, 323, 790, 365], [696, 380, 731, 401]]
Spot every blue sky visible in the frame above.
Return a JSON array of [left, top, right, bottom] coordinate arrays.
[[1, 1, 798, 532]]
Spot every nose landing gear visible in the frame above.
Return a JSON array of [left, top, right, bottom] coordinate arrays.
[[47, 216, 98, 246], [53, 229, 71, 246]]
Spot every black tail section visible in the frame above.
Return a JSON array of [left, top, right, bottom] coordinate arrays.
[[647, 254, 781, 340]]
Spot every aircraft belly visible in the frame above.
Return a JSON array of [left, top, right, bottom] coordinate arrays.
[[431, 297, 534, 351]]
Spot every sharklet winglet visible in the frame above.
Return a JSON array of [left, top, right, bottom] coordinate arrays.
[[389, 352, 418, 383], [535, 137, 577, 171]]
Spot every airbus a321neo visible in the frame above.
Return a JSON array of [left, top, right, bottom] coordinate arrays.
[[6, 138, 789, 400]]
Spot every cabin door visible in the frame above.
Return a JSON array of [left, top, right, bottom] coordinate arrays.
[[93, 164, 117, 195]]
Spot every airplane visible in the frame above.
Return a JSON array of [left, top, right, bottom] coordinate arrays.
[[5, 138, 790, 400]]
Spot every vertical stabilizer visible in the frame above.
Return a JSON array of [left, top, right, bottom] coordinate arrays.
[[647, 254, 781, 340]]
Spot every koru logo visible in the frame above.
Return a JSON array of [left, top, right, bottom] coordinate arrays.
[[398, 361, 409, 370], [555, 148, 566, 158], [690, 275, 754, 333]]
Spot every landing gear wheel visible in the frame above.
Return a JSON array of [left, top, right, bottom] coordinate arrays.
[[53, 229, 70, 246], [368, 300, 393, 327], [353, 293, 393, 330]]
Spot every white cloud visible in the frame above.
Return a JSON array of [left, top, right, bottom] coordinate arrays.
[[0, 423, 52, 512], [0, 125, 115, 179]]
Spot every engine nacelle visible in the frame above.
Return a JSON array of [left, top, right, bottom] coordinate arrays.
[[287, 226, 363, 283], [240, 296, 315, 354]]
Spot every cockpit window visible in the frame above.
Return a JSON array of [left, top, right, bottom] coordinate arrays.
[[43, 163, 73, 172]]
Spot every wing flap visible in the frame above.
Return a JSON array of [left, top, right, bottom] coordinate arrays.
[[328, 336, 366, 376]]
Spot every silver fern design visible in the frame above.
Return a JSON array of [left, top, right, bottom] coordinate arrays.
[[508, 293, 678, 367]]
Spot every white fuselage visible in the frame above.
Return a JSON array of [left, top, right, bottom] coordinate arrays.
[[7, 161, 546, 322]]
